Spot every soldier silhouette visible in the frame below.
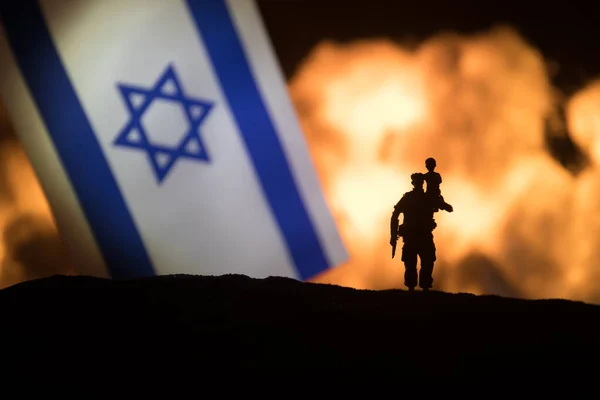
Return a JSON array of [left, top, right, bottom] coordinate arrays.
[[390, 172, 453, 291], [424, 157, 452, 213]]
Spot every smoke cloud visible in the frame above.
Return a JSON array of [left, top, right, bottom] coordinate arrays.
[[0, 128, 74, 288]]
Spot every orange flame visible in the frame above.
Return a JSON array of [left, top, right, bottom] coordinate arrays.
[[294, 26, 600, 302]]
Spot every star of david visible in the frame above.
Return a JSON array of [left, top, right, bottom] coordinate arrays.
[[113, 64, 214, 183]]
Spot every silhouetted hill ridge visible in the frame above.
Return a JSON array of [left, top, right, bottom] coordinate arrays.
[[1, 273, 599, 376]]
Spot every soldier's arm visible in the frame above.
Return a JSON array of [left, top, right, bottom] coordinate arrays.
[[439, 196, 453, 212]]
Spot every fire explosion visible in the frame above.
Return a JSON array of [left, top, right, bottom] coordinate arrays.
[[1, 26, 600, 303], [291, 26, 600, 303]]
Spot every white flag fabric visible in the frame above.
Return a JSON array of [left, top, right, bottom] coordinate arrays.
[[0, 0, 347, 280]]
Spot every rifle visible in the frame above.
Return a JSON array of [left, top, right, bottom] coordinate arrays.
[[391, 210, 398, 258], [392, 220, 404, 258]]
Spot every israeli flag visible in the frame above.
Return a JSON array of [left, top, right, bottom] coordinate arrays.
[[0, 0, 347, 280]]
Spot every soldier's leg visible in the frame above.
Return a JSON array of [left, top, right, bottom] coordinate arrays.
[[418, 239, 437, 290], [401, 242, 418, 290]]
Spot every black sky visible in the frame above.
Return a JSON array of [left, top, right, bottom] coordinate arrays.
[[257, 0, 600, 93], [256, 0, 600, 172]]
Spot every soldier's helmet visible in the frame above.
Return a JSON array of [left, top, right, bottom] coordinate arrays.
[[411, 172, 424, 186]]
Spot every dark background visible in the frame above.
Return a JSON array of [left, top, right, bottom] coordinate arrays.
[[256, 0, 600, 173], [257, 0, 600, 91]]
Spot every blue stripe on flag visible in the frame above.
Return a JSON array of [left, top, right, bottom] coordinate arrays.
[[185, 0, 329, 280], [0, 1, 156, 279]]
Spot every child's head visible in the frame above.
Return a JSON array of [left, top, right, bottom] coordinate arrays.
[[425, 157, 436, 171]]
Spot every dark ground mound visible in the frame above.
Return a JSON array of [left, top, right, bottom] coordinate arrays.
[[1, 273, 599, 378]]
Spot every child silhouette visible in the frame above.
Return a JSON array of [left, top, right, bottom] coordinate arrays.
[[424, 157, 452, 213]]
